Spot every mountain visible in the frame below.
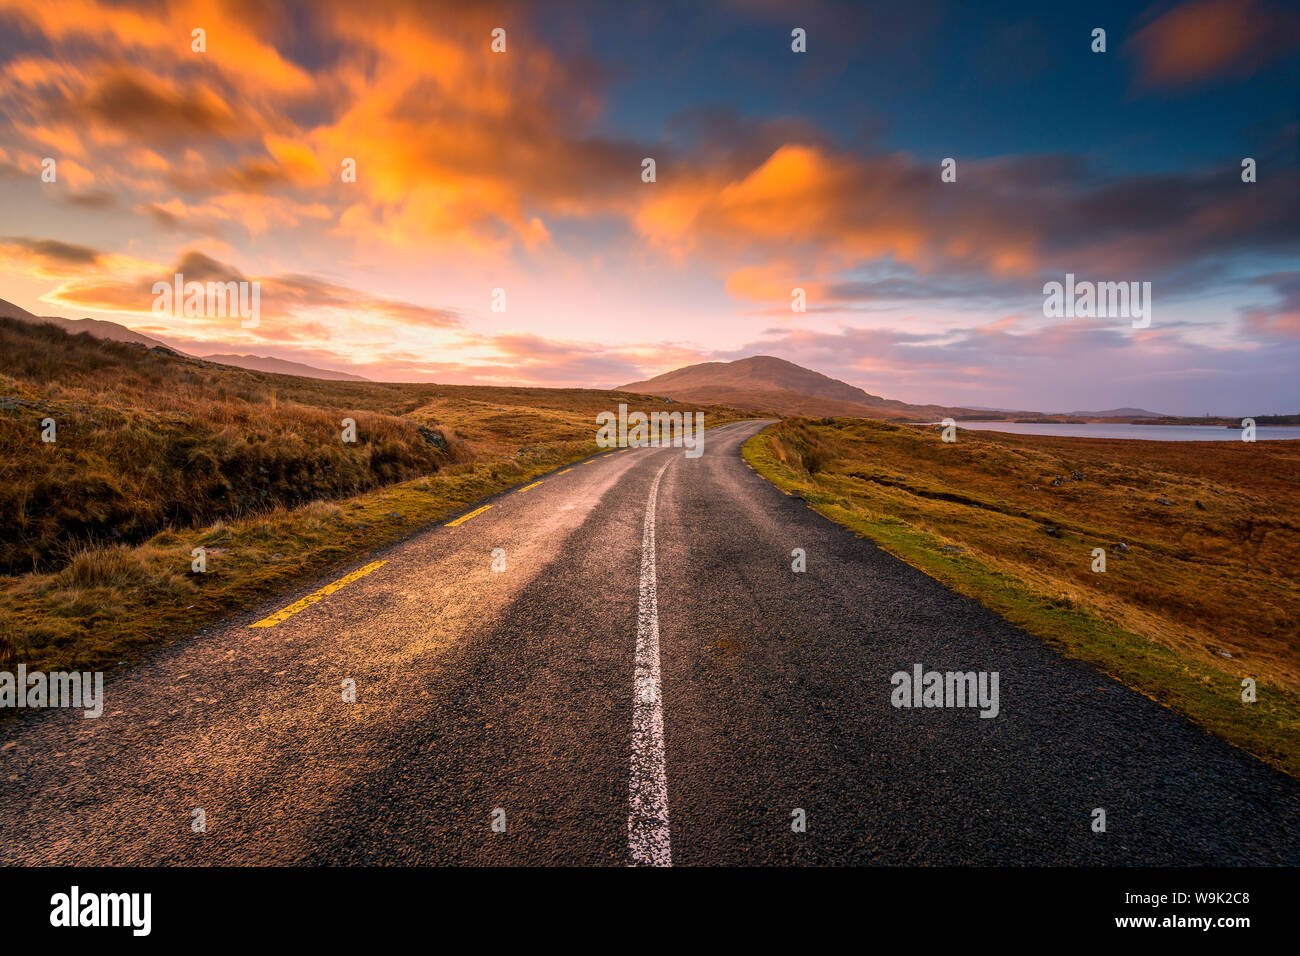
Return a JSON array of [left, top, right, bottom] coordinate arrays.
[[621, 356, 1182, 422], [0, 297, 183, 352], [1062, 407, 1167, 419], [0, 296, 368, 382], [200, 353, 369, 382], [626, 355, 888, 406], [970, 404, 1169, 419], [622, 355, 979, 420]]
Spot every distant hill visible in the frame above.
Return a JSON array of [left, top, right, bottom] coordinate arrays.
[[621, 356, 1187, 422], [0, 296, 183, 352], [0, 296, 368, 382], [968, 404, 1168, 419], [622, 355, 981, 420], [1062, 407, 1167, 419], [200, 353, 369, 382], [626, 355, 889, 406]]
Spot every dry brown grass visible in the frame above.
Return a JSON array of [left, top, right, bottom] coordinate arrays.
[[0, 316, 744, 673], [0, 317, 733, 575]]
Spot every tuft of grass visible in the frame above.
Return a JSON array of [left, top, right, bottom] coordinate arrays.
[[55, 545, 150, 589], [745, 418, 1300, 778]]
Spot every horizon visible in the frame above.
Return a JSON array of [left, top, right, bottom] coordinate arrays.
[[0, 0, 1297, 415], [0, 303, 1283, 418]]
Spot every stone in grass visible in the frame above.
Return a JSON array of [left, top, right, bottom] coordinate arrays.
[[417, 425, 449, 452]]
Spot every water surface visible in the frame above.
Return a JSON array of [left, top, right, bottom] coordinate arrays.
[[919, 421, 1300, 441]]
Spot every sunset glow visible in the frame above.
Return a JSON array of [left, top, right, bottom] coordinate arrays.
[[0, 0, 1296, 414]]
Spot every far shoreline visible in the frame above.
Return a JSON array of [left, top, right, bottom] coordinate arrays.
[[911, 420, 1300, 441]]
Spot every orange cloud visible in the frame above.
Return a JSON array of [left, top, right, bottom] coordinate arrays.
[[0, 0, 1292, 359], [302, 3, 633, 253], [1130, 0, 1300, 86], [0, 236, 156, 279], [640, 143, 1045, 307], [26, 245, 463, 349], [725, 264, 805, 304], [73, 69, 240, 142], [0, 0, 641, 253], [0, 236, 102, 275], [0, 0, 314, 96]]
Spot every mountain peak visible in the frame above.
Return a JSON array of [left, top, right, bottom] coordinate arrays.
[[621, 355, 968, 419]]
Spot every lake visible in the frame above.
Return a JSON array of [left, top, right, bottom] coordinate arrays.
[[922, 421, 1300, 441]]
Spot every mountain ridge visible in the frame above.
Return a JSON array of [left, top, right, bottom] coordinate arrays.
[[199, 353, 369, 382], [0, 296, 369, 383]]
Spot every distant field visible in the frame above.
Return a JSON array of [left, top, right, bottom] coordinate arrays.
[[0, 317, 740, 673], [745, 418, 1300, 777]]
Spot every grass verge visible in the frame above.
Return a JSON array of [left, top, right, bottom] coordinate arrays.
[[0, 439, 600, 675]]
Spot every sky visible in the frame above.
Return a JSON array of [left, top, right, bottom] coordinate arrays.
[[0, 0, 1297, 415]]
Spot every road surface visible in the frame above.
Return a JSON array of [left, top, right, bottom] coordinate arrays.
[[1, 419, 1297, 864]]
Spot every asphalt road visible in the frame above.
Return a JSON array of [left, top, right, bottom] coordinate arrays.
[[1, 419, 1297, 865]]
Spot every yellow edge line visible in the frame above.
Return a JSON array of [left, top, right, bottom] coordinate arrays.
[[446, 504, 492, 527], [519, 480, 543, 492], [250, 560, 388, 628], [557, 468, 572, 475]]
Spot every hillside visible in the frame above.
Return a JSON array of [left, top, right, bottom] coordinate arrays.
[[0, 296, 367, 382], [0, 314, 734, 575], [0, 296, 180, 351], [200, 353, 369, 381], [623, 355, 987, 420]]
